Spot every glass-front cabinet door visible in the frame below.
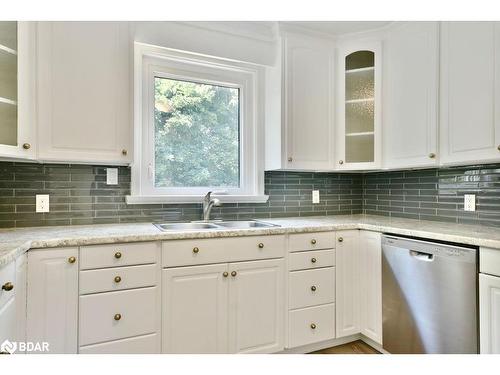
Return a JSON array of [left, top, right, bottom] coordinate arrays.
[[337, 41, 381, 170], [0, 22, 35, 159]]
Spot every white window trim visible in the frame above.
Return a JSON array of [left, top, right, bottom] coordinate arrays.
[[127, 42, 268, 204]]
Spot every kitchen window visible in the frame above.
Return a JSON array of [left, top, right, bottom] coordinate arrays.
[[128, 43, 267, 204]]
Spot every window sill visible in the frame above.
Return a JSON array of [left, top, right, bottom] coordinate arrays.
[[125, 194, 269, 205]]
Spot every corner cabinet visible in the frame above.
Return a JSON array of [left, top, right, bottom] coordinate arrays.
[[0, 22, 36, 160], [479, 273, 500, 354], [280, 33, 335, 170], [440, 22, 500, 165], [36, 22, 132, 164], [383, 22, 439, 169], [336, 41, 382, 170]]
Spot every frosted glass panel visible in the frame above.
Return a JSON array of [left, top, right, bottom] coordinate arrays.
[[0, 102, 17, 146], [0, 50, 17, 100], [344, 50, 375, 163], [346, 101, 374, 133], [0, 22, 17, 50]]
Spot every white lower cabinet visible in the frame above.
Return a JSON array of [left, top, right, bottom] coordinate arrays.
[[162, 258, 285, 354], [335, 230, 360, 338], [27, 248, 79, 354], [480, 273, 500, 353], [288, 303, 335, 348], [359, 231, 382, 345], [79, 333, 159, 354]]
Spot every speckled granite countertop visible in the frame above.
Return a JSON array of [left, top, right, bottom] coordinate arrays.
[[1, 214, 500, 268]]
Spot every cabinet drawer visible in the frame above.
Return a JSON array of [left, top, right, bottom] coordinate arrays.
[[289, 267, 335, 309], [288, 303, 335, 348], [480, 247, 500, 277], [79, 287, 158, 346], [79, 333, 159, 354], [79, 264, 157, 295], [162, 235, 286, 267], [289, 250, 335, 271], [80, 242, 158, 270], [289, 232, 335, 252], [0, 261, 15, 309]]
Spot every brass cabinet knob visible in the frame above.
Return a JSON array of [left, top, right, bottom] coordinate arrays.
[[223, 272, 229, 278], [2, 282, 14, 292], [22, 143, 31, 150], [288, 157, 293, 162], [114, 252, 122, 259], [114, 276, 122, 283], [338, 160, 344, 165], [114, 313, 122, 321], [68, 256, 76, 264], [497, 145, 500, 151], [122, 149, 128, 156], [311, 239, 317, 245], [311, 285, 317, 292], [338, 237, 344, 242], [231, 271, 237, 277], [311, 257, 317, 263], [429, 153, 436, 159], [258, 243, 264, 249], [310, 323, 317, 330], [193, 247, 200, 254]]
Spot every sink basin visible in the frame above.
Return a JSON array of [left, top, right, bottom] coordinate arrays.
[[155, 222, 220, 231], [154, 220, 279, 232], [217, 220, 278, 229]]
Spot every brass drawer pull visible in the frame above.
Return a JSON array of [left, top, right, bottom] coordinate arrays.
[[258, 243, 264, 249], [338, 237, 343, 242], [114, 313, 122, 321], [311, 257, 317, 263], [1, 282, 14, 292], [311, 239, 317, 245], [338, 160, 344, 165], [22, 143, 31, 150], [193, 247, 200, 254], [223, 272, 229, 278], [288, 157, 293, 162], [429, 153, 436, 159], [68, 256, 76, 264], [231, 271, 237, 277], [311, 285, 317, 292], [310, 323, 317, 330], [114, 276, 122, 283], [122, 149, 128, 156], [114, 252, 122, 259]]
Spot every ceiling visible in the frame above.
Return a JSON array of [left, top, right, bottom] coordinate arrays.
[[284, 21, 392, 36]]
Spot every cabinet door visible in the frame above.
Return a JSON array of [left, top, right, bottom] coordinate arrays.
[[440, 22, 500, 165], [0, 22, 36, 160], [336, 41, 382, 170], [480, 273, 500, 353], [37, 22, 131, 164], [383, 22, 439, 169], [283, 34, 335, 170], [0, 297, 16, 348], [359, 231, 382, 344], [26, 248, 79, 354], [228, 258, 284, 353], [335, 230, 360, 337], [15, 254, 27, 349], [162, 264, 229, 353]]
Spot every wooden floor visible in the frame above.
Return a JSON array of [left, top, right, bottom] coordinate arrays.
[[310, 340, 380, 354]]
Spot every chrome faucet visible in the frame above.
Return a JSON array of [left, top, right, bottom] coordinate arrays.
[[202, 191, 221, 221]]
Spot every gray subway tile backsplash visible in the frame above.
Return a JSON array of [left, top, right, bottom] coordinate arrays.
[[1, 161, 500, 228]]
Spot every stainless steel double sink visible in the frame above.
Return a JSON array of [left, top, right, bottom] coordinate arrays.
[[154, 220, 279, 232]]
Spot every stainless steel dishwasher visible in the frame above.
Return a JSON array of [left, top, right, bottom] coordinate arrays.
[[382, 234, 478, 354]]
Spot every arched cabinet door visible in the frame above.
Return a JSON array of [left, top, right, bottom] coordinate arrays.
[[336, 41, 382, 170]]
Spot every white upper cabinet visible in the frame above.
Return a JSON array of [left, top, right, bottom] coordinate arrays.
[[0, 22, 36, 160], [280, 33, 335, 170], [336, 40, 382, 170], [383, 22, 439, 169], [440, 22, 500, 165], [37, 22, 132, 164]]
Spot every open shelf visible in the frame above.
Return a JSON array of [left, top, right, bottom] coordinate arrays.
[[346, 66, 374, 74], [345, 98, 374, 104], [345, 131, 374, 137]]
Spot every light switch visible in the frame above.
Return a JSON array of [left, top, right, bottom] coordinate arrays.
[[106, 168, 118, 185], [312, 190, 320, 204], [36, 194, 50, 213]]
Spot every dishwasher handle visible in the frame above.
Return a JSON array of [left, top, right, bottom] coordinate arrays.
[[409, 250, 434, 262]]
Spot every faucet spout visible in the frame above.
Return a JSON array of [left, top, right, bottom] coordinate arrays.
[[202, 191, 221, 221]]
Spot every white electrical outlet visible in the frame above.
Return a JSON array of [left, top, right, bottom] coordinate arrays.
[[464, 194, 476, 212], [106, 168, 118, 185], [36, 194, 50, 213], [312, 190, 320, 204]]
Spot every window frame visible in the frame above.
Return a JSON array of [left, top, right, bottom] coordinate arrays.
[[128, 43, 267, 204]]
